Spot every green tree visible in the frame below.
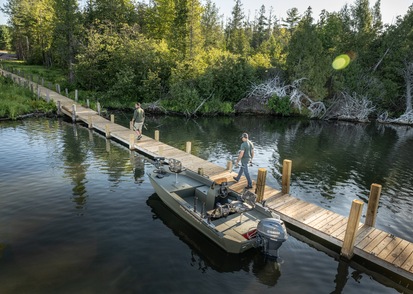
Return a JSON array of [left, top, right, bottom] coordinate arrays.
[[282, 7, 301, 35], [83, 0, 137, 28], [225, 0, 250, 55], [145, 0, 175, 41], [201, 0, 224, 50], [171, 0, 204, 60], [52, 0, 82, 82], [0, 25, 12, 50], [286, 7, 329, 99], [251, 5, 268, 50], [3, 0, 55, 64]]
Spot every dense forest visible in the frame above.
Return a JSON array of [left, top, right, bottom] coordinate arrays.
[[0, 0, 412, 122]]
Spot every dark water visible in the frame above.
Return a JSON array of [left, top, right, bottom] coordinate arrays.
[[0, 116, 412, 293]]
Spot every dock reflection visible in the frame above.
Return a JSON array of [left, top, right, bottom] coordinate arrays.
[[146, 193, 281, 286]]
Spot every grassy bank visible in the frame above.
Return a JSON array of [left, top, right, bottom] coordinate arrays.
[[0, 73, 56, 120]]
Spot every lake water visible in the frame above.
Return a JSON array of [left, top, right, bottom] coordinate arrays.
[[0, 115, 412, 293]]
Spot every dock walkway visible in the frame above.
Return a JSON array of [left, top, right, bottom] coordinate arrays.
[[2, 68, 413, 286]]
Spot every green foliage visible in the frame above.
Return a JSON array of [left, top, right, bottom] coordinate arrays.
[[267, 94, 291, 116], [0, 25, 12, 50], [2, 0, 413, 117], [0, 75, 56, 119]]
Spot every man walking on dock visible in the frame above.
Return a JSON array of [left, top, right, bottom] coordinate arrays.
[[233, 133, 254, 189], [132, 102, 145, 140]]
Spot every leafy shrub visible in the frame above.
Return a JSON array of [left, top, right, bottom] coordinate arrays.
[[268, 94, 291, 116]]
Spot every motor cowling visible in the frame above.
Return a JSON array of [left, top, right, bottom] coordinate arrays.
[[256, 217, 288, 258]]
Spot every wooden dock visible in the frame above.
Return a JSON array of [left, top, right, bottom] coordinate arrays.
[[2, 68, 413, 287]]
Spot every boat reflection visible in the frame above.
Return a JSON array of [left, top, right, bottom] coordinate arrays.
[[146, 193, 281, 286]]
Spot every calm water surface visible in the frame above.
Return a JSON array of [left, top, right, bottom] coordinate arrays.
[[0, 116, 412, 294]]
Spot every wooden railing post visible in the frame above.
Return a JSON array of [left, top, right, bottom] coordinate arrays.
[[365, 183, 382, 227], [341, 199, 364, 259], [129, 134, 135, 150], [71, 104, 76, 122], [105, 124, 111, 138], [282, 159, 292, 195], [88, 116, 93, 129], [186, 141, 191, 153], [110, 114, 115, 123], [155, 130, 160, 141], [226, 160, 233, 171], [256, 168, 267, 202]]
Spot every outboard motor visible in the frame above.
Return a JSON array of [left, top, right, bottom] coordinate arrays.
[[256, 216, 288, 258]]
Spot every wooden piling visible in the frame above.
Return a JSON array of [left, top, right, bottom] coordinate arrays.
[[226, 160, 233, 171], [110, 114, 115, 123], [105, 124, 111, 138], [365, 183, 382, 227], [97, 102, 101, 115], [198, 168, 204, 176], [88, 116, 93, 129], [57, 101, 61, 115], [71, 104, 76, 122], [282, 159, 292, 195], [186, 141, 191, 153], [256, 168, 267, 202], [341, 199, 364, 259], [158, 145, 163, 155], [155, 130, 160, 141], [75, 89, 78, 102], [129, 134, 135, 150]]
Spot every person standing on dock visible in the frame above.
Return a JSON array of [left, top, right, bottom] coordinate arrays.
[[132, 102, 145, 140], [233, 133, 254, 189]]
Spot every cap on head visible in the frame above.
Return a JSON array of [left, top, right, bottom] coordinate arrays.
[[241, 133, 248, 139]]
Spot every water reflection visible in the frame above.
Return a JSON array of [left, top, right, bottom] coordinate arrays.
[[62, 123, 89, 212], [131, 153, 145, 184], [146, 194, 282, 286]]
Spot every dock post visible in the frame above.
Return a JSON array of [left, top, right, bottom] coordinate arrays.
[[129, 134, 135, 150], [256, 168, 267, 202], [198, 168, 204, 176], [282, 159, 292, 195], [226, 160, 233, 171], [88, 116, 93, 129], [75, 89, 78, 102], [186, 141, 191, 153], [87, 99, 90, 108], [57, 101, 61, 115], [71, 104, 76, 122], [65, 88, 69, 97], [110, 114, 115, 123], [365, 183, 382, 227], [105, 124, 111, 138], [97, 102, 101, 115], [341, 199, 364, 260], [158, 145, 163, 156], [155, 130, 160, 141]]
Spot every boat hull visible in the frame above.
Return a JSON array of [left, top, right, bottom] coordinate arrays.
[[148, 165, 286, 254]]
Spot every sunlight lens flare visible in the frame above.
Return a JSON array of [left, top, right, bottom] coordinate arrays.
[[332, 54, 351, 70]]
